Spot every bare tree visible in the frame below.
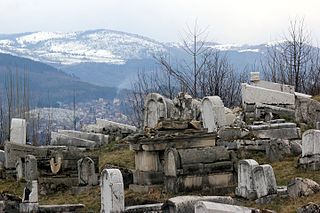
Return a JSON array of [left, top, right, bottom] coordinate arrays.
[[263, 18, 312, 93]]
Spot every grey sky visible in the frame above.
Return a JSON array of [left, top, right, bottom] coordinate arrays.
[[1, 0, 319, 44]]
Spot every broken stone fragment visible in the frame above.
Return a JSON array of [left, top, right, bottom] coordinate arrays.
[[287, 177, 320, 198]]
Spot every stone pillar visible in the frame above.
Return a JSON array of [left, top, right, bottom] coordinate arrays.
[[20, 180, 39, 212], [25, 155, 38, 182], [201, 96, 227, 132], [235, 159, 259, 200], [10, 118, 26, 144], [252, 164, 277, 198], [100, 169, 124, 213], [78, 157, 98, 186]]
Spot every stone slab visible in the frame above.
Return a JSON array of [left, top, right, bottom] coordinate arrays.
[[195, 201, 253, 213]]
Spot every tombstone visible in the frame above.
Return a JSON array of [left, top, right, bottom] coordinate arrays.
[[252, 165, 277, 198], [195, 201, 253, 213], [100, 169, 124, 213], [301, 130, 320, 157], [78, 157, 98, 186], [0, 150, 5, 164], [10, 118, 26, 144], [25, 155, 38, 182], [144, 93, 174, 128], [16, 158, 25, 181], [164, 148, 180, 177], [235, 159, 259, 200], [201, 96, 227, 132], [317, 122, 320, 130]]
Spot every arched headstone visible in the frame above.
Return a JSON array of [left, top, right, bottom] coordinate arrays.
[[78, 157, 98, 186], [100, 169, 124, 213], [16, 158, 24, 181], [164, 148, 180, 177], [144, 93, 173, 128], [201, 96, 227, 132], [235, 159, 258, 200], [252, 164, 277, 198], [302, 130, 320, 157]]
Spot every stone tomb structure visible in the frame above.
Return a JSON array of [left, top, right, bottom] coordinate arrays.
[[128, 124, 219, 193], [164, 147, 235, 194], [235, 159, 277, 201], [299, 129, 320, 170]]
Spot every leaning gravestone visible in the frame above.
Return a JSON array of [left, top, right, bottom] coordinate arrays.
[[235, 159, 259, 200], [78, 157, 98, 186], [100, 169, 124, 213], [25, 155, 38, 182], [252, 164, 277, 199], [299, 130, 320, 170], [10, 118, 26, 144], [201, 96, 226, 132]]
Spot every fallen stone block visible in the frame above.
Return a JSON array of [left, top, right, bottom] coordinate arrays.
[[287, 177, 320, 198], [194, 201, 254, 213], [51, 132, 97, 148]]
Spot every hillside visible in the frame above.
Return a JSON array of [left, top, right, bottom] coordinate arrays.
[[0, 53, 117, 105]]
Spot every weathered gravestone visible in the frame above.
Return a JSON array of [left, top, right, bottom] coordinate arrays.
[[201, 96, 227, 132], [78, 157, 98, 186], [20, 180, 39, 212], [25, 155, 38, 182], [172, 92, 201, 120], [100, 169, 124, 213], [299, 130, 320, 170], [252, 164, 277, 199], [144, 93, 174, 128], [10, 118, 26, 144], [195, 201, 253, 213], [235, 159, 259, 200]]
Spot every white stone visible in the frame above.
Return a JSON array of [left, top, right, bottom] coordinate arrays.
[[252, 164, 277, 198], [235, 159, 258, 199], [250, 72, 260, 82], [251, 80, 295, 94], [135, 151, 161, 172], [16, 158, 24, 181], [58, 130, 109, 145], [101, 169, 124, 213], [241, 83, 295, 106], [201, 96, 227, 132], [144, 93, 174, 128], [96, 119, 137, 132], [10, 118, 26, 144], [302, 130, 320, 157], [23, 180, 38, 203], [224, 107, 236, 126], [195, 201, 252, 213]]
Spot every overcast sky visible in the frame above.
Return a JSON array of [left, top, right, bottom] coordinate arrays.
[[1, 0, 319, 44]]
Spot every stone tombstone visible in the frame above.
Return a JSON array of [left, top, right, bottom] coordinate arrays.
[[164, 148, 180, 177], [144, 93, 173, 128], [195, 201, 253, 213], [235, 159, 259, 199], [301, 130, 320, 157], [78, 157, 98, 186], [252, 164, 277, 198], [10, 118, 26, 144], [201, 96, 227, 133], [101, 169, 124, 213], [16, 158, 25, 181], [0, 150, 5, 164], [25, 155, 38, 182]]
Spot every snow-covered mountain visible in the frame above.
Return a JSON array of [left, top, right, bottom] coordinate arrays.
[[0, 29, 274, 88], [0, 29, 168, 65]]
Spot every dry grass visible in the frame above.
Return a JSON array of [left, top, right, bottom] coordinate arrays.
[[0, 179, 24, 197], [312, 95, 320, 102]]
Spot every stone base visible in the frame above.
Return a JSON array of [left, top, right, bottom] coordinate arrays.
[[299, 156, 320, 170], [235, 187, 257, 200], [129, 184, 162, 193], [133, 170, 164, 185], [20, 202, 39, 213], [255, 194, 277, 204], [165, 173, 235, 194], [38, 204, 85, 213]]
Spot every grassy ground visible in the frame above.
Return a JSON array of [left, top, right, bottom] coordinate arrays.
[[0, 147, 320, 212]]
